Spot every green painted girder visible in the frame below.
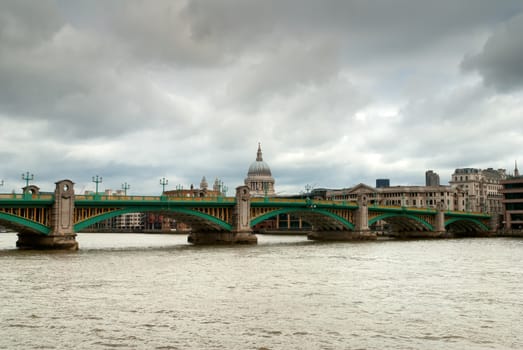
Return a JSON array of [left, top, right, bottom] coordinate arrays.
[[370, 206, 491, 219], [314, 203, 359, 209], [369, 206, 437, 215], [368, 213, 434, 231], [250, 207, 356, 230], [74, 206, 233, 232], [252, 201, 358, 210], [445, 212, 490, 219], [248, 201, 309, 208], [74, 199, 235, 209], [0, 200, 54, 207], [0, 212, 51, 235]]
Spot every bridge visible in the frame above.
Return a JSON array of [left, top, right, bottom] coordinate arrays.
[[0, 180, 492, 250]]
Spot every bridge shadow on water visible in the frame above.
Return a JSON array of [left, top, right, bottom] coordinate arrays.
[[0, 232, 506, 257]]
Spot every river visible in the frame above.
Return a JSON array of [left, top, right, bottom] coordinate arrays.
[[0, 233, 522, 349]]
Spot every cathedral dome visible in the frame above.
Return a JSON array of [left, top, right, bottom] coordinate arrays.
[[248, 160, 272, 177], [245, 143, 275, 196]]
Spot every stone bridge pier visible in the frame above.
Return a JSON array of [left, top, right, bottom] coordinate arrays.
[[17, 180, 79, 250], [187, 186, 258, 245], [434, 203, 446, 237]]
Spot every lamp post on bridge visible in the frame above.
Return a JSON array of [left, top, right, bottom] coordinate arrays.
[[160, 177, 169, 195], [176, 184, 183, 197], [92, 175, 103, 195], [304, 184, 315, 208], [221, 182, 228, 197], [22, 172, 34, 189], [304, 184, 312, 199], [217, 181, 222, 200], [0, 179, 4, 188], [121, 182, 130, 196]]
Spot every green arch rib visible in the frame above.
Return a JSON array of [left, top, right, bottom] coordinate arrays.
[[368, 213, 434, 231], [74, 207, 233, 232], [250, 208, 355, 230], [0, 212, 51, 235], [444, 217, 489, 231]]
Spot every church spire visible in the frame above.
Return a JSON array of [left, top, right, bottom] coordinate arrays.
[[515, 160, 520, 177], [256, 142, 263, 161]]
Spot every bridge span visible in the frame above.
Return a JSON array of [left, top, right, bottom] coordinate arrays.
[[0, 180, 492, 250]]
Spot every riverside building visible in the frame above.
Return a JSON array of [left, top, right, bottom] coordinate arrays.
[[163, 176, 223, 198], [449, 167, 506, 214], [325, 183, 466, 211], [500, 162, 523, 230]]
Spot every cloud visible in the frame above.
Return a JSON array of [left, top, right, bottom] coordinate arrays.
[[0, 0, 63, 47], [1, 1, 523, 195], [462, 13, 523, 92]]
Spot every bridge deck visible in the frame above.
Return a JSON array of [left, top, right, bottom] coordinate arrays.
[[0, 193, 490, 217]]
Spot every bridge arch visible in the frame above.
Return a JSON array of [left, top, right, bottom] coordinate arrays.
[[251, 208, 355, 231], [444, 217, 489, 233], [368, 213, 434, 231], [74, 207, 233, 232], [0, 212, 51, 235]]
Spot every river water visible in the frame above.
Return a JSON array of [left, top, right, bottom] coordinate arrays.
[[0, 233, 521, 349]]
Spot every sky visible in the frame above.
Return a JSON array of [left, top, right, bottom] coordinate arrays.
[[1, 0, 523, 196]]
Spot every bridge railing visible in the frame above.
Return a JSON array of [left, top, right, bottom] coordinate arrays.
[[0, 193, 54, 200], [322, 200, 358, 206], [368, 204, 489, 217], [251, 197, 307, 203], [251, 197, 358, 206], [75, 194, 161, 201], [74, 194, 236, 203], [446, 210, 489, 217], [370, 205, 437, 212]]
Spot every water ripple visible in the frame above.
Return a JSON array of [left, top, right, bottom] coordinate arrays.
[[0, 235, 522, 349]]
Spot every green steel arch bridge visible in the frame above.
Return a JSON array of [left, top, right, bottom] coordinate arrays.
[[0, 180, 492, 250]]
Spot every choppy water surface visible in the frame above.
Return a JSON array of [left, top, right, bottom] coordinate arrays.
[[0, 233, 522, 349]]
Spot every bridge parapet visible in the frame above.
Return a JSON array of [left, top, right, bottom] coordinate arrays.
[[445, 210, 490, 217], [251, 197, 358, 205], [75, 194, 236, 203], [0, 193, 54, 201]]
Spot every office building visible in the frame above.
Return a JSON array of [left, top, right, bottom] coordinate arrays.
[[425, 170, 440, 186], [376, 179, 390, 188]]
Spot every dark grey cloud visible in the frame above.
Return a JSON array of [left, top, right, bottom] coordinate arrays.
[[462, 14, 523, 92], [183, 0, 522, 61], [0, 0, 63, 47]]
